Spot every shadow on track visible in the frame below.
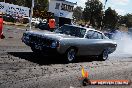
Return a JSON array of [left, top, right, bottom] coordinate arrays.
[[8, 52, 98, 65]]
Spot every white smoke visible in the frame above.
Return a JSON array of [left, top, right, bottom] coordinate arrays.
[[110, 30, 132, 57]]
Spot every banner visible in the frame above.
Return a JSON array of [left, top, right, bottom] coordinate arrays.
[[0, 2, 29, 17], [0, 2, 6, 13]]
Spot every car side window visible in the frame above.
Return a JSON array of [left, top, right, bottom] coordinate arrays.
[[86, 30, 103, 39], [75, 28, 86, 38], [86, 30, 95, 39], [96, 32, 103, 39], [93, 32, 98, 39], [80, 28, 86, 38]]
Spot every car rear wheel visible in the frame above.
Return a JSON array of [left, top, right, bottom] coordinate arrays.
[[65, 48, 77, 62], [99, 49, 109, 61]]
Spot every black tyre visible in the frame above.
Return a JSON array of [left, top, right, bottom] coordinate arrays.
[[98, 49, 109, 61], [65, 48, 77, 62]]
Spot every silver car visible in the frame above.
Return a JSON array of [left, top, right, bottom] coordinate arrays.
[[22, 25, 117, 62]]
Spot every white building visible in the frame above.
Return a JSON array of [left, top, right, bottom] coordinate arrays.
[[48, 0, 76, 26]]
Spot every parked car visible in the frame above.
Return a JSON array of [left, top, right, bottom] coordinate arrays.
[[31, 18, 40, 26], [3, 14, 16, 22], [21, 17, 40, 25], [22, 25, 117, 62], [128, 27, 132, 36], [22, 17, 30, 24], [35, 21, 49, 30]]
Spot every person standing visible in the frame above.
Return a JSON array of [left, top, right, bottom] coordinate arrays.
[[49, 18, 55, 32], [0, 15, 4, 39]]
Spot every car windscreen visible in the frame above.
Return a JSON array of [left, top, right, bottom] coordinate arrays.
[[55, 25, 86, 38]]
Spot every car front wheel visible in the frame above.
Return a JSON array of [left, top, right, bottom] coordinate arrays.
[[99, 49, 109, 61], [65, 48, 77, 62]]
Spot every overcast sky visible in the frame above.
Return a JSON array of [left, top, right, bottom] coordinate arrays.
[[67, 0, 132, 16]]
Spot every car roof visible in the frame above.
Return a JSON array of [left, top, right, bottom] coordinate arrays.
[[64, 24, 102, 33], [64, 24, 92, 29]]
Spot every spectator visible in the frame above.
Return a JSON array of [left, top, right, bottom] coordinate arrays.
[[0, 15, 5, 39], [49, 18, 55, 32]]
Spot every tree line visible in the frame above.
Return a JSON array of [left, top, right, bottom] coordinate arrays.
[[73, 0, 132, 29]]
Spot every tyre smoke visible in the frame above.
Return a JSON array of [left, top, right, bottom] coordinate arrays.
[[110, 31, 132, 57]]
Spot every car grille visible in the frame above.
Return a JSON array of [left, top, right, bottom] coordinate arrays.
[[29, 35, 52, 47]]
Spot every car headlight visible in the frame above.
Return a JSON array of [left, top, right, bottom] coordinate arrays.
[[51, 41, 59, 48]]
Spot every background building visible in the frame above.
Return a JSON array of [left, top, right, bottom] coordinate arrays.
[[48, 0, 76, 27]]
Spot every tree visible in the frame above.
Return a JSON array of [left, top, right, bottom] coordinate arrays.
[[73, 6, 83, 22], [83, 0, 103, 28], [119, 14, 132, 28], [3, 0, 31, 7], [33, 0, 49, 18], [24, 0, 32, 8], [4, 0, 25, 6], [103, 7, 118, 29]]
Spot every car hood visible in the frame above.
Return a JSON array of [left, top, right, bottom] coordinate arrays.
[[26, 30, 78, 40], [45, 33, 77, 39]]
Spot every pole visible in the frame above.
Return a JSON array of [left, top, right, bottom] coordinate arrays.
[[101, 0, 108, 30], [29, 0, 34, 30]]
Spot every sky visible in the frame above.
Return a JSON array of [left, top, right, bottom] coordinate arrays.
[[67, 0, 132, 16]]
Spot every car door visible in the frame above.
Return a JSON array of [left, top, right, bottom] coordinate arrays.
[[80, 30, 95, 55], [84, 30, 104, 55]]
